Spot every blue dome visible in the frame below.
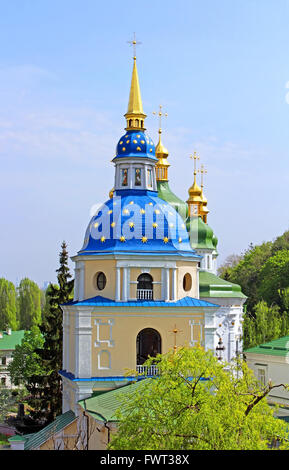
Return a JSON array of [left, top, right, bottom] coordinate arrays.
[[79, 190, 200, 258], [114, 130, 157, 161]]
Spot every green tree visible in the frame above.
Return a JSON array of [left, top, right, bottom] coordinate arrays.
[[221, 242, 272, 312], [109, 347, 289, 450], [18, 278, 42, 329], [0, 278, 17, 331], [271, 231, 289, 255], [8, 326, 44, 387], [258, 250, 289, 307], [29, 242, 74, 423], [243, 301, 284, 349]]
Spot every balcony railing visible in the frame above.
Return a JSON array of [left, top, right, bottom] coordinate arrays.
[[136, 365, 159, 376], [137, 289, 153, 300]]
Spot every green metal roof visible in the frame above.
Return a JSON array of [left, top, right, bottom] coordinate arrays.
[[157, 180, 188, 221], [244, 336, 289, 357], [79, 379, 149, 422], [199, 271, 246, 299], [187, 216, 216, 251], [18, 410, 76, 450], [0, 330, 25, 350]]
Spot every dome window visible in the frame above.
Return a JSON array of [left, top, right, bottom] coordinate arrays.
[[135, 168, 142, 186], [183, 273, 192, 292], [121, 169, 128, 186], [95, 272, 107, 291], [147, 169, 153, 188]]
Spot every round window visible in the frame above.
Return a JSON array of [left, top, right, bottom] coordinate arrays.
[[183, 273, 192, 292], [95, 272, 106, 291]]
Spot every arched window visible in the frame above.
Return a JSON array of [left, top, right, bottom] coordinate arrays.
[[136, 328, 161, 365], [137, 273, 153, 300]]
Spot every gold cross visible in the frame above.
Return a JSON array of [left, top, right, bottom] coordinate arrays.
[[169, 324, 182, 353], [190, 151, 200, 174], [127, 32, 142, 59], [200, 164, 207, 189], [153, 105, 168, 131]]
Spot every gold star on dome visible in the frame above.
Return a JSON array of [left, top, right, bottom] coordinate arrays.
[[100, 236, 106, 243], [122, 147, 126, 152], [136, 146, 141, 151], [125, 134, 129, 138], [163, 237, 169, 243], [141, 140, 145, 144], [108, 210, 112, 214], [120, 236, 126, 242], [133, 139, 137, 143], [129, 201, 134, 205], [140, 208, 145, 214], [152, 222, 158, 228], [154, 209, 160, 214], [178, 237, 182, 243], [149, 149, 152, 152], [137, 134, 141, 138], [94, 222, 99, 228], [141, 236, 148, 243], [120, 141, 123, 144], [129, 222, 134, 228], [126, 140, 130, 144], [149, 202, 153, 206], [123, 209, 129, 215], [111, 222, 116, 227]]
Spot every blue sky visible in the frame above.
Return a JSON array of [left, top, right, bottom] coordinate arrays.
[[1, 0, 289, 286]]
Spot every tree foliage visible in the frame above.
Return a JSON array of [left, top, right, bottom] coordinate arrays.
[[18, 278, 42, 329], [242, 301, 289, 350], [109, 347, 289, 450], [218, 231, 289, 348], [258, 250, 289, 307], [0, 278, 17, 330], [8, 326, 44, 387]]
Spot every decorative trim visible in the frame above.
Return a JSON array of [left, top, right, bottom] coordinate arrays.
[[94, 319, 115, 348], [97, 350, 111, 370]]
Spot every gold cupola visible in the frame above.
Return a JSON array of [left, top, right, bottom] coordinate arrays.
[[155, 128, 170, 181], [187, 152, 203, 217], [124, 56, 147, 131]]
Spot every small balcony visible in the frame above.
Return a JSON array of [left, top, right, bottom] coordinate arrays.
[[137, 289, 153, 300], [136, 364, 159, 376]]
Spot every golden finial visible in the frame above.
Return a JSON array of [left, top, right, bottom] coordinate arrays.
[[187, 151, 202, 216], [200, 164, 207, 190], [169, 324, 183, 353], [154, 105, 169, 181], [199, 164, 209, 223], [125, 34, 146, 131], [127, 32, 142, 60]]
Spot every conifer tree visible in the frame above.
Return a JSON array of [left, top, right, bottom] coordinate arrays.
[[27, 242, 74, 423]]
